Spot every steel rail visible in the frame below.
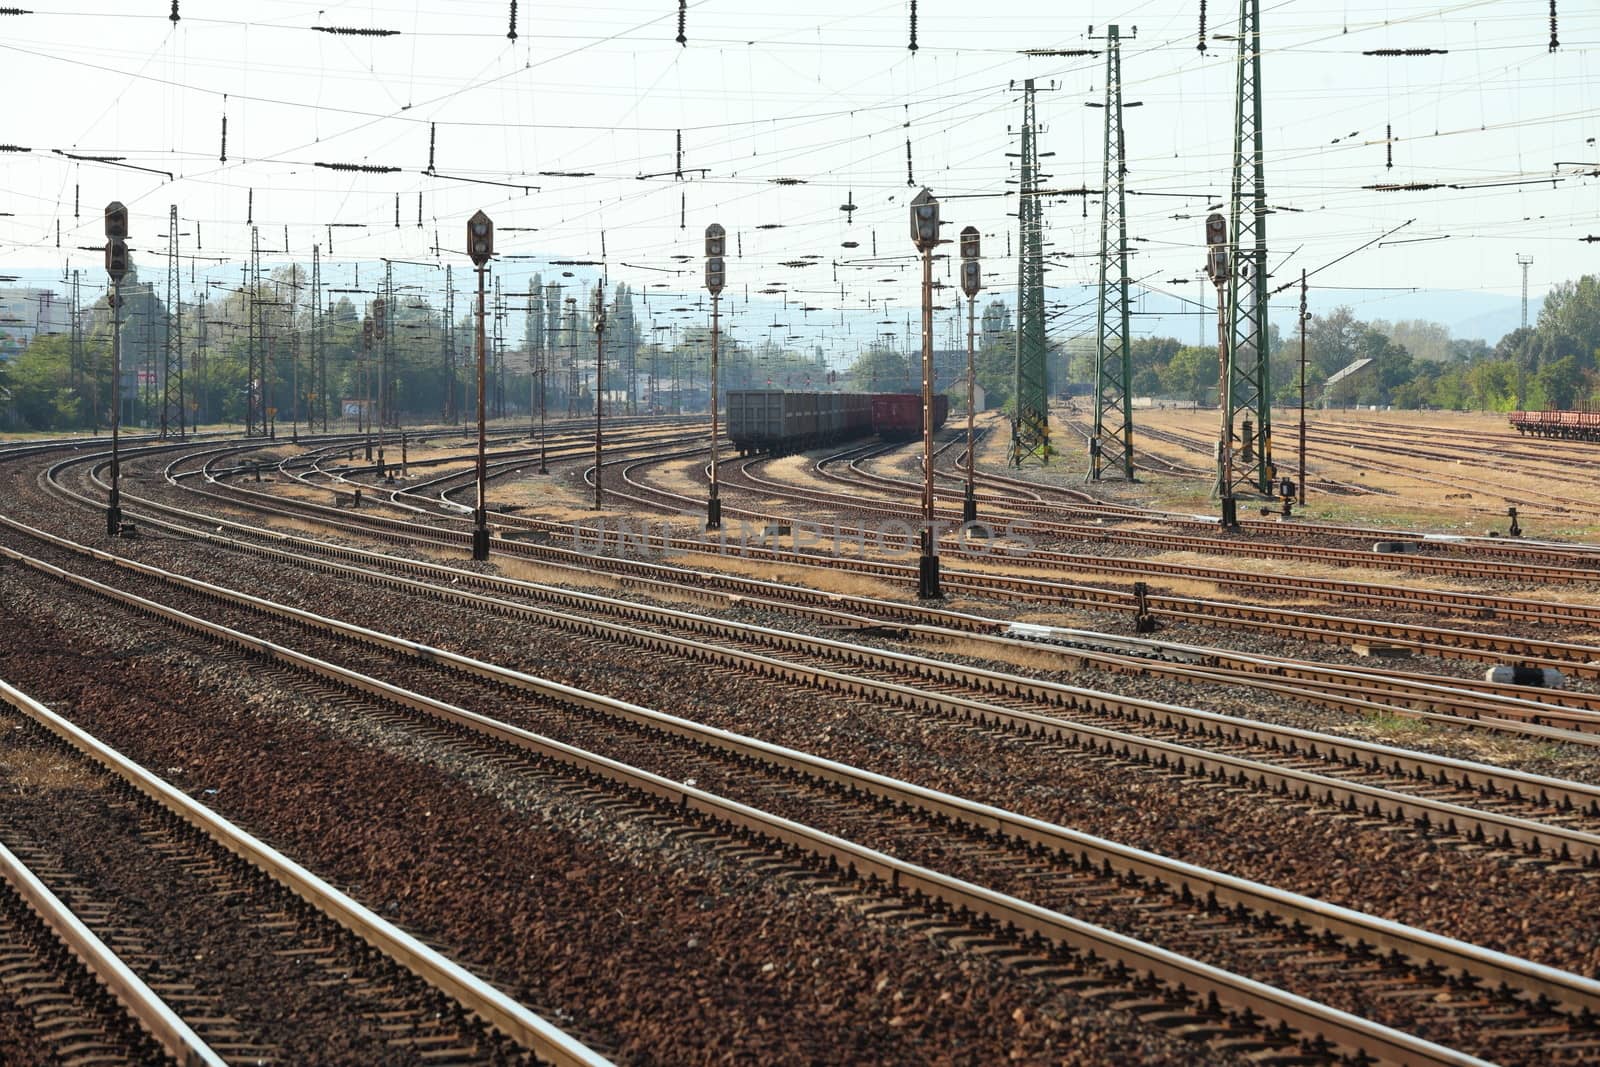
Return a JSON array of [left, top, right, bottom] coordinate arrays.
[[0, 548, 1528, 1066], [16, 510, 1597, 865], [61, 446, 1600, 730], [40, 455, 1600, 745], [0, 816, 225, 1067], [0, 669, 611, 1066]]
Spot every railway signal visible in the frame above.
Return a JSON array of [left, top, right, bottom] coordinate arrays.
[[959, 225, 982, 525], [705, 223, 726, 530], [910, 188, 941, 598], [1204, 211, 1238, 530], [467, 210, 493, 560], [104, 202, 129, 537]]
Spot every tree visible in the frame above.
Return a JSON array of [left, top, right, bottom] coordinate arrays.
[[1534, 355, 1584, 410], [1160, 345, 1219, 404], [1536, 275, 1600, 365], [1384, 319, 1451, 364]]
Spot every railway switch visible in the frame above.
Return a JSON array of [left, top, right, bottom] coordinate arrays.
[[1132, 582, 1157, 633]]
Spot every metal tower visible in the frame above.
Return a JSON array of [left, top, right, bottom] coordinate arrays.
[[1518, 254, 1533, 329], [311, 244, 325, 430], [160, 205, 185, 438], [1010, 78, 1051, 466], [492, 275, 505, 419], [381, 260, 395, 427], [443, 266, 458, 423], [1092, 26, 1134, 480], [248, 227, 263, 436], [1224, 0, 1273, 494], [72, 271, 95, 433]]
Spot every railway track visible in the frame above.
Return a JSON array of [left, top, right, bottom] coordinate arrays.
[[0, 678, 606, 1066], [0, 827, 217, 1066], [53, 439, 1600, 729], [15, 494, 1600, 867], [3, 533, 1595, 1064]]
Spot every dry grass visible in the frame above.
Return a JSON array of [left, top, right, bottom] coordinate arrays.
[[670, 549, 905, 600], [912, 635, 1082, 674], [1120, 407, 1600, 534], [0, 745, 98, 791]]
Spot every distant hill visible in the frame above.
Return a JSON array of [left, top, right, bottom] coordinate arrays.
[[1090, 284, 1542, 348]]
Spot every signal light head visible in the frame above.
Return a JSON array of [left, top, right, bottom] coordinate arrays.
[[961, 260, 982, 298], [104, 238, 129, 280], [104, 201, 128, 240], [705, 222, 726, 258], [466, 210, 494, 266], [960, 225, 980, 261], [1204, 212, 1230, 283], [909, 187, 940, 252], [705, 256, 725, 295]]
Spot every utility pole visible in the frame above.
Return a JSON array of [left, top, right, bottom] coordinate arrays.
[[911, 187, 942, 599], [1224, 0, 1273, 494], [467, 211, 493, 561], [705, 224, 726, 529], [959, 227, 982, 523], [1010, 79, 1052, 466], [1091, 25, 1136, 480], [1206, 212, 1238, 529], [104, 203, 130, 535]]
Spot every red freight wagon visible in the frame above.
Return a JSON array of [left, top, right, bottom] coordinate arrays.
[[871, 393, 949, 442]]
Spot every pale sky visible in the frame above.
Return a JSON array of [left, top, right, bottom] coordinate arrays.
[[1, 0, 1596, 353]]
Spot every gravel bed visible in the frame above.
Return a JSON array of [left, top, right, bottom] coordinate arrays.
[[5, 519, 1597, 989], [0, 567, 1229, 1067], [0, 706, 524, 1064]]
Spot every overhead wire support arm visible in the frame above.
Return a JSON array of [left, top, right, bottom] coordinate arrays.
[[51, 148, 173, 181], [1362, 48, 1449, 56], [429, 172, 539, 193]]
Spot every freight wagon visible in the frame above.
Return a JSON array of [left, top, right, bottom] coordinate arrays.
[[1509, 410, 1600, 441], [726, 390, 874, 455], [871, 393, 949, 442]]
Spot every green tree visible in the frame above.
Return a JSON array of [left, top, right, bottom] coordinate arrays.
[[1160, 345, 1219, 404], [1533, 355, 1585, 410], [1536, 275, 1600, 365]]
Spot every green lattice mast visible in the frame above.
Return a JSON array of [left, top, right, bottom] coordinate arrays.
[[1010, 78, 1051, 466], [1092, 26, 1134, 480], [1224, 0, 1273, 494]]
